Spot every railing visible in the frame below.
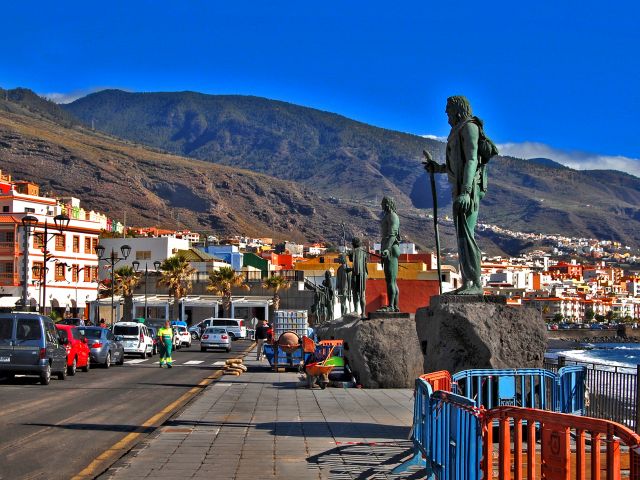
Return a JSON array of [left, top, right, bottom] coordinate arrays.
[[0, 272, 19, 286], [482, 406, 640, 479], [0, 242, 17, 256], [545, 356, 639, 430]]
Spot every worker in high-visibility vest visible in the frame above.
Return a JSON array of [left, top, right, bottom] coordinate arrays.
[[157, 320, 174, 368]]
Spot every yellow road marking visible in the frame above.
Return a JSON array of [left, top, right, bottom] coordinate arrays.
[[71, 345, 254, 479]]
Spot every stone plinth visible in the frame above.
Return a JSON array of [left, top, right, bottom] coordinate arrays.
[[368, 311, 411, 320], [316, 314, 422, 388], [416, 295, 546, 374]]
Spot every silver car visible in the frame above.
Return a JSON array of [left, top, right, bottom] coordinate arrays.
[[200, 327, 231, 352], [77, 327, 125, 368]]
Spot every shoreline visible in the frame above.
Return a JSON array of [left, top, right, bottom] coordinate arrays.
[[547, 336, 640, 350]]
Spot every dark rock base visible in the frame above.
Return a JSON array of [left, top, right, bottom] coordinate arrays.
[[316, 314, 423, 388], [416, 295, 546, 374]]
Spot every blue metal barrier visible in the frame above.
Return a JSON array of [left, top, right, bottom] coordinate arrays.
[[452, 368, 559, 411], [558, 365, 587, 415]]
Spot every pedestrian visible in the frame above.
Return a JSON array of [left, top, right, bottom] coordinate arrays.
[[157, 320, 174, 368], [255, 319, 269, 361], [99, 318, 107, 329]]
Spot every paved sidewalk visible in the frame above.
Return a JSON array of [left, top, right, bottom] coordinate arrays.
[[100, 358, 419, 479]]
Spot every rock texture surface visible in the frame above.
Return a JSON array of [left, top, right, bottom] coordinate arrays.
[[415, 295, 546, 374], [317, 314, 423, 388]]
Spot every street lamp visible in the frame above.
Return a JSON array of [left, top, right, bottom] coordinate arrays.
[[21, 214, 69, 314], [96, 244, 131, 326], [132, 260, 161, 321]]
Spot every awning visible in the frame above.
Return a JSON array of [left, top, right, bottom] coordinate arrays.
[[0, 296, 20, 307]]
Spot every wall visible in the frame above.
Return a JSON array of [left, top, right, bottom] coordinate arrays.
[[365, 278, 440, 314]]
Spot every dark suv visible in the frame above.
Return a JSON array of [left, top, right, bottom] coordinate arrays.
[[0, 313, 68, 384]]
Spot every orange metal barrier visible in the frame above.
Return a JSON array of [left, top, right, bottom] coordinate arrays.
[[317, 339, 344, 347], [420, 370, 452, 392], [482, 406, 640, 480]]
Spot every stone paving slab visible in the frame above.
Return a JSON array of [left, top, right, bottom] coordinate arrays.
[[101, 358, 422, 479]]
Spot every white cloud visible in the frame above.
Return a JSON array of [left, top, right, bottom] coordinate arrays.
[[39, 87, 122, 104], [421, 134, 447, 142], [496, 141, 640, 178]]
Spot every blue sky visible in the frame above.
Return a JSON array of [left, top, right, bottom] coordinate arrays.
[[2, 1, 639, 174]]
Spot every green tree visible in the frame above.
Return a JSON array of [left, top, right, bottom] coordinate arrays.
[[158, 255, 196, 320], [584, 308, 595, 323], [113, 266, 141, 322], [595, 314, 605, 323], [207, 266, 249, 317], [262, 275, 291, 311], [553, 313, 564, 323]]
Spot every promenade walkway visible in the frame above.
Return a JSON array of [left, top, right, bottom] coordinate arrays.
[[100, 359, 418, 479]]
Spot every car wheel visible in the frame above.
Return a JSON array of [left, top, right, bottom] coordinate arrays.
[[40, 365, 51, 385], [228, 333, 236, 341], [226, 347, 231, 353], [191, 332, 198, 340], [68, 357, 77, 376], [116, 351, 124, 365], [200, 346, 207, 352], [57, 364, 67, 380], [104, 352, 111, 369], [82, 359, 90, 372], [146, 347, 152, 358]]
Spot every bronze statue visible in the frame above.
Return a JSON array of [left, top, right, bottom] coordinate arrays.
[[336, 254, 351, 317], [348, 237, 368, 318], [378, 196, 400, 311], [423, 95, 497, 294]]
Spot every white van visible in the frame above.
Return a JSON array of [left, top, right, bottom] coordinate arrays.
[[112, 322, 154, 358], [195, 318, 247, 340]]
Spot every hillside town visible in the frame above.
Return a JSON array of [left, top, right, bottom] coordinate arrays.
[[1, 169, 638, 326]]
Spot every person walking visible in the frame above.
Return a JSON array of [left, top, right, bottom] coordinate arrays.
[[157, 320, 174, 368], [255, 319, 269, 361]]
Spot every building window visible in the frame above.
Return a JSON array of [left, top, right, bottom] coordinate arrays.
[[92, 238, 98, 254], [24, 207, 35, 213], [55, 234, 65, 252], [136, 251, 151, 260], [71, 264, 79, 282], [55, 263, 66, 281], [84, 238, 92, 253], [33, 234, 43, 249], [84, 267, 91, 282], [32, 261, 44, 280], [72, 236, 80, 253], [0, 231, 14, 243], [2, 206, 8, 212]]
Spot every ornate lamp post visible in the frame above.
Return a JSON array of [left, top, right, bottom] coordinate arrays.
[[132, 260, 161, 320], [96, 244, 131, 326], [21, 214, 70, 314]]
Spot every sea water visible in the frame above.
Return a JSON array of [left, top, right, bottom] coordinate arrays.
[[547, 342, 640, 371]]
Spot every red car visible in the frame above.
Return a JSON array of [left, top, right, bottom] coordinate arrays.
[[55, 324, 90, 375]]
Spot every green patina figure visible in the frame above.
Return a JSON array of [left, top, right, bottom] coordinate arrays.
[[336, 254, 351, 317], [379, 196, 400, 311], [348, 237, 368, 318], [424, 95, 497, 295]]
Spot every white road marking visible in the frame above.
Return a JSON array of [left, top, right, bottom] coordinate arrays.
[[124, 359, 149, 364], [212, 361, 226, 366], [183, 360, 204, 365]]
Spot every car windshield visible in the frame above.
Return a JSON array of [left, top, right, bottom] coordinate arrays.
[[207, 328, 227, 334], [0, 319, 12, 344], [113, 325, 139, 336], [78, 328, 102, 339], [178, 326, 187, 332]]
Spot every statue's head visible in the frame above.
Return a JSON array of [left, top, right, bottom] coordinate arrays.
[[352, 237, 362, 248], [381, 196, 396, 214], [337, 254, 346, 264], [324, 270, 331, 280], [446, 95, 472, 127]]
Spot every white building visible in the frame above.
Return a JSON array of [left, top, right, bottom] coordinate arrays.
[[0, 179, 101, 315]]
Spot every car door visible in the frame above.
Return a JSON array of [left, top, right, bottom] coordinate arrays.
[[108, 330, 123, 360], [13, 316, 43, 368], [0, 316, 15, 366], [45, 320, 66, 371]]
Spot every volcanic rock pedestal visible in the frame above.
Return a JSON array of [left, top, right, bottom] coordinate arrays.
[[316, 314, 422, 388], [415, 295, 546, 374]]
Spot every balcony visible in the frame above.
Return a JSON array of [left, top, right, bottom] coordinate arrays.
[[0, 242, 17, 256], [0, 272, 19, 286]]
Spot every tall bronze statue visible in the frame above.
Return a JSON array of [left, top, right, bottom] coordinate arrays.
[[336, 254, 351, 317], [379, 196, 400, 311], [348, 237, 368, 318], [423, 95, 497, 295]]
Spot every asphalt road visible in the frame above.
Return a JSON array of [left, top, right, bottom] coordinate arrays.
[[0, 339, 254, 480]]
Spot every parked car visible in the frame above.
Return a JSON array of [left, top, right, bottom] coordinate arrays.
[[55, 324, 90, 375], [175, 325, 191, 348], [200, 327, 231, 352], [147, 326, 159, 355], [78, 326, 125, 368], [590, 323, 604, 330], [57, 317, 85, 326], [112, 322, 154, 358], [0, 312, 68, 384], [200, 318, 247, 340]]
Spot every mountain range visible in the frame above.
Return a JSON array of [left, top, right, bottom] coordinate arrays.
[[1, 87, 639, 256]]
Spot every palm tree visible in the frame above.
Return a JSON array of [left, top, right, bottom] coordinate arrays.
[[158, 255, 196, 320], [113, 266, 141, 322], [262, 275, 290, 311], [207, 266, 249, 317]]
